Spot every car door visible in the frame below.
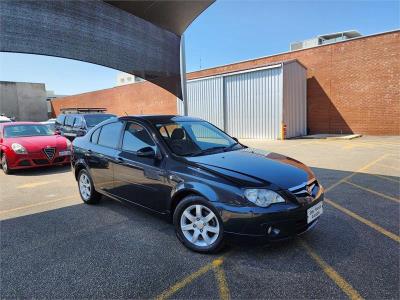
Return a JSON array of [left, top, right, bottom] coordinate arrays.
[[85, 121, 123, 193], [112, 121, 168, 212]]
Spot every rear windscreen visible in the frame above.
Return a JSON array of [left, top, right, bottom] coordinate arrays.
[[84, 114, 115, 127]]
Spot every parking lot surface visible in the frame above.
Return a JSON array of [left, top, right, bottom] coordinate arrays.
[[1, 136, 399, 299]]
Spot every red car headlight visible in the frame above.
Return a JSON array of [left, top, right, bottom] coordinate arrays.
[[11, 143, 27, 154]]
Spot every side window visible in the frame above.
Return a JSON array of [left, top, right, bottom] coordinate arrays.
[[74, 117, 82, 128], [65, 116, 74, 126], [159, 126, 169, 138], [122, 122, 155, 153], [90, 127, 101, 144], [56, 115, 65, 125], [97, 122, 123, 148]]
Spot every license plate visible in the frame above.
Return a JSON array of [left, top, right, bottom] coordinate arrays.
[[59, 150, 71, 156], [307, 201, 323, 224]]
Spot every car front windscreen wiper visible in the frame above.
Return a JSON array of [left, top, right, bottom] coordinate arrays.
[[189, 146, 227, 157], [223, 142, 242, 152]]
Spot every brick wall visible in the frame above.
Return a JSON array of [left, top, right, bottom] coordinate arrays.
[[51, 30, 399, 135], [51, 80, 177, 117], [187, 31, 400, 135]]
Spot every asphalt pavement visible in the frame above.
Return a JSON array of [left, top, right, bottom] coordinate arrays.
[[1, 136, 399, 299]]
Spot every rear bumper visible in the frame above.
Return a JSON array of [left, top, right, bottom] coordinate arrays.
[[7, 152, 71, 170], [218, 192, 324, 242]]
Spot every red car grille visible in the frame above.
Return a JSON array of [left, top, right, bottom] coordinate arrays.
[[43, 147, 56, 160]]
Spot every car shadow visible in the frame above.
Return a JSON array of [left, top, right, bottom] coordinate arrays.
[[8, 164, 72, 176]]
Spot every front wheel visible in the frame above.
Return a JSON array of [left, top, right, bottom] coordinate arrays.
[[78, 169, 101, 204], [174, 196, 225, 253], [1, 153, 12, 175]]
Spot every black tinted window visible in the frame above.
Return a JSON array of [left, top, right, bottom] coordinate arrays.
[[91, 127, 101, 144], [98, 122, 123, 148], [122, 123, 155, 152], [84, 114, 115, 127]]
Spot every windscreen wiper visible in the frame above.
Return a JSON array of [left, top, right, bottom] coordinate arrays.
[[223, 142, 242, 152], [190, 146, 227, 156]]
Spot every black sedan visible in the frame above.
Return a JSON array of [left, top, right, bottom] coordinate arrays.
[[71, 115, 324, 253]]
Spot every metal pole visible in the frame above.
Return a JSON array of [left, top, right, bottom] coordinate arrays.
[[180, 34, 188, 115]]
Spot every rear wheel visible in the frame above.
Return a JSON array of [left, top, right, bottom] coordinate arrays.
[[78, 169, 101, 204], [1, 153, 12, 175], [174, 195, 225, 253]]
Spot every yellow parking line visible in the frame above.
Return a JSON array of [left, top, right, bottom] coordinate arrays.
[[17, 180, 58, 189], [325, 154, 388, 193], [213, 259, 230, 300], [344, 181, 400, 203], [371, 174, 400, 184], [300, 240, 363, 300], [156, 256, 227, 300], [325, 198, 400, 243], [376, 163, 400, 172], [0, 196, 76, 215]]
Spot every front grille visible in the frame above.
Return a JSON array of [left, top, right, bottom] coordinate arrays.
[[33, 159, 49, 165], [289, 179, 319, 199], [18, 160, 31, 166], [53, 157, 65, 163], [43, 147, 56, 161]]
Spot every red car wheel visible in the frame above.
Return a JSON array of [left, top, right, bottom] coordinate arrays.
[[1, 153, 12, 175]]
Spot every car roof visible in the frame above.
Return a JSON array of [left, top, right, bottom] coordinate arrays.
[[2, 121, 42, 126], [119, 115, 204, 124], [60, 113, 115, 117]]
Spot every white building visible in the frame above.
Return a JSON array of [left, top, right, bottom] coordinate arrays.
[[116, 72, 145, 86], [290, 30, 362, 51]]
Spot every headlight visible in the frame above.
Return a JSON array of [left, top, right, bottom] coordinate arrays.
[[65, 139, 71, 148], [244, 189, 285, 207], [11, 143, 27, 154]]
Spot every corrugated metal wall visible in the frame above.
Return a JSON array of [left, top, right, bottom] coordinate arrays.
[[282, 62, 307, 138], [224, 67, 283, 139], [180, 61, 306, 140], [178, 77, 224, 130]]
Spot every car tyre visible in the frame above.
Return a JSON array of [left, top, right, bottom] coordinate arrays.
[[1, 153, 12, 175], [174, 195, 225, 253], [78, 169, 101, 204]]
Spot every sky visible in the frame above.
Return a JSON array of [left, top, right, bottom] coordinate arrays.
[[0, 0, 398, 95]]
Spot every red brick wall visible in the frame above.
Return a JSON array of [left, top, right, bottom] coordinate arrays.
[[51, 80, 177, 117], [51, 31, 399, 135], [187, 31, 400, 135]]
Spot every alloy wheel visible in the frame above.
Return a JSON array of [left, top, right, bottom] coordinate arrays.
[[180, 204, 220, 247], [79, 173, 91, 201], [2, 156, 7, 172]]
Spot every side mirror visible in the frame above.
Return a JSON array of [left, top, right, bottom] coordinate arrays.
[[137, 146, 155, 158]]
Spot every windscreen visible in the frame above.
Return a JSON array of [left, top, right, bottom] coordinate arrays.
[[84, 114, 115, 127], [4, 124, 54, 138], [156, 121, 242, 156]]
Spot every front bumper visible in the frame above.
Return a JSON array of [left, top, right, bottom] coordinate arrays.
[[218, 190, 324, 242], [7, 151, 71, 170]]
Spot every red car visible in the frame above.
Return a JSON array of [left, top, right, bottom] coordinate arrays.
[[0, 122, 71, 174]]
